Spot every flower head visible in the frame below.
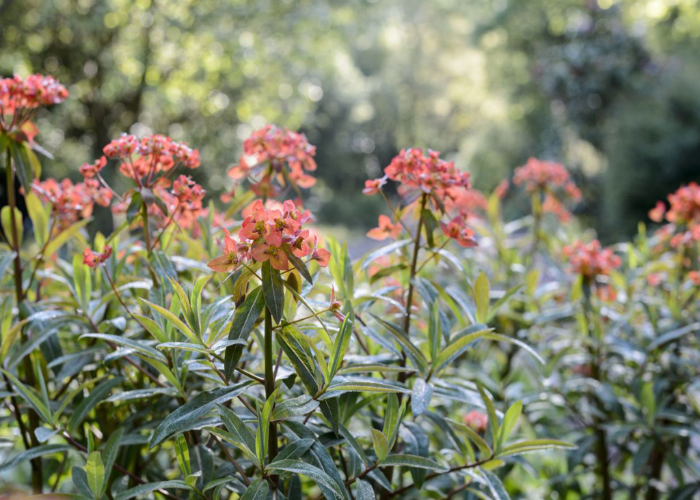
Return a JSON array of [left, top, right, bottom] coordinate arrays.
[[1, 74, 68, 137], [367, 215, 402, 241], [101, 133, 200, 184], [653, 183, 700, 227], [208, 199, 327, 273], [440, 216, 476, 247], [563, 240, 621, 279], [514, 158, 580, 221], [224, 125, 317, 200], [32, 178, 102, 231], [366, 149, 471, 211], [83, 245, 112, 268], [463, 410, 488, 433]]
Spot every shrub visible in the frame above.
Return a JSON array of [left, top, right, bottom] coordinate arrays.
[[1, 74, 698, 499]]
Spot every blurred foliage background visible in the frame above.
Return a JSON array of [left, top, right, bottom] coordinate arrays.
[[2, 0, 700, 241]]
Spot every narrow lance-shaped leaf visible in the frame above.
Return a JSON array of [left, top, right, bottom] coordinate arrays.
[[150, 381, 253, 448], [101, 427, 124, 497], [85, 451, 104, 499], [371, 429, 388, 462], [225, 286, 265, 380], [328, 312, 354, 379], [262, 261, 285, 323], [474, 272, 490, 324], [477, 383, 499, 447]]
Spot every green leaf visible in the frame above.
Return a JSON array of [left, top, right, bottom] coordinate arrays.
[[114, 480, 190, 500], [271, 395, 319, 421], [496, 400, 521, 450], [150, 381, 253, 448], [256, 388, 278, 465], [356, 479, 375, 500], [240, 478, 270, 500], [477, 383, 499, 447], [487, 285, 522, 322], [361, 239, 411, 271], [140, 298, 200, 345], [44, 218, 91, 258], [25, 192, 49, 248], [101, 428, 124, 496], [482, 469, 510, 500], [272, 438, 315, 462], [1, 206, 23, 248], [433, 327, 491, 373], [68, 378, 123, 433], [277, 326, 320, 396], [175, 434, 191, 477], [216, 404, 256, 453], [381, 394, 397, 445], [85, 451, 104, 499], [262, 261, 285, 323], [329, 312, 354, 379], [381, 454, 448, 472], [411, 379, 433, 418], [428, 301, 441, 362], [0, 444, 71, 473], [266, 459, 345, 499], [322, 381, 410, 398], [371, 315, 428, 374], [1, 369, 53, 424], [371, 429, 389, 461], [474, 272, 490, 324], [225, 286, 265, 380], [282, 245, 313, 284], [496, 439, 576, 458], [641, 381, 656, 426], [81, 333, 167, 363]]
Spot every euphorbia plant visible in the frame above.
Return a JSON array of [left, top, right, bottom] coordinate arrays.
[[2, 77, 578, 500]]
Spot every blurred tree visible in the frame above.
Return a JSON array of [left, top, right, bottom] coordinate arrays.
[[2, 0, 700, 238]]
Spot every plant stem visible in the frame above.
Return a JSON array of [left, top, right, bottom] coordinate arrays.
[[583, 279, 612, 500], [141, 201, 151, 253], [401, 193, 428, 357], [5, 148, 42, 493], [264, 306, 279, 486]]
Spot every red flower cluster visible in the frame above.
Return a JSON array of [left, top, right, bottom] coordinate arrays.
[[514, 158, 581, 221], [224, 125, 317, 200], [649, 182, 700, 227], [0, 74, 68, 135], [32, 178, 108, 231], [367, 149, 471, 208], [101, 133, 200, 184], [440, 216, 477, 247], [563, 240, 621, 279], [158, 175, 207, 230], [208, 200, 329, 273], [367, 215, 401, 241], [463, 410, 488, 433], [83, 245, 112, 268]]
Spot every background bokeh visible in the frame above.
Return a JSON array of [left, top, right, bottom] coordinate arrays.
[[2, 0, 700, 241]]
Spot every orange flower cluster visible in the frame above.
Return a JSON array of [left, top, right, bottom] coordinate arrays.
[[83, 245, 112, 268], [101, 133, 200, 183], [31, 178, 108, 231], [364, 149, 478, 246], [649, 182, 700, 227], [463, 410, 488, 433], [224, 125, 317, 200], [563, 240, 621, 279], [0, 74, 68, 136], [208, 200, 329, 273], [514, 158, 581, 222], [381, 149, 471, 207]]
